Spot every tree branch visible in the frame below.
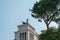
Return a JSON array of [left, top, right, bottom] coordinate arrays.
[[48, 9, 60, 25]]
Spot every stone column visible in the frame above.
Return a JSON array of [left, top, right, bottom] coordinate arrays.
[[26, 31, 30, 40]]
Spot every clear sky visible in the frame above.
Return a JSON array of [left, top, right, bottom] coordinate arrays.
[[0, 0, 58, 40]]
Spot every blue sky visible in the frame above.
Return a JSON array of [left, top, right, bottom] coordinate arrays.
[[0, 0, 58, 40]]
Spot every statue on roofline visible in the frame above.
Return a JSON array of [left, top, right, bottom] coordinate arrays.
[[22, 18, 29, 24]]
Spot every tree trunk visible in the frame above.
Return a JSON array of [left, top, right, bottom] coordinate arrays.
[[46, 24, 49, 30], [44, 20, 49, 30]]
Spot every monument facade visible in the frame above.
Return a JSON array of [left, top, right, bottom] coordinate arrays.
[[14, 21, 38, 40]]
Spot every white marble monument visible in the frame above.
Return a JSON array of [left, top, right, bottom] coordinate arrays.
[[14, 20, 38, 40]]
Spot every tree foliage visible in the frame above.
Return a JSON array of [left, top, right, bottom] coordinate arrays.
[[31, 0, 60, 29], [39, 27, 60, 40]]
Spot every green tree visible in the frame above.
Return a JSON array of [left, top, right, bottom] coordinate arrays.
[[31, 0, 60, 29], [39, 27, 58, 40]]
